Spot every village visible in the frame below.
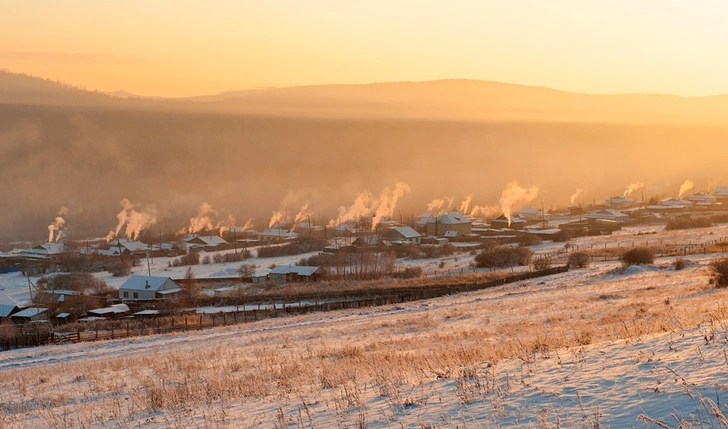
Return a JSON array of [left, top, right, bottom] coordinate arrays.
[[2, 183, 728, 334]]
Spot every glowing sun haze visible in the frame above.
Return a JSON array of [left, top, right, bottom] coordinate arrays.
[[2, 0, 727, 97]]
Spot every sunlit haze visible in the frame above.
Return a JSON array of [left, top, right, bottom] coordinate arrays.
[[2, 0, 728, 97]]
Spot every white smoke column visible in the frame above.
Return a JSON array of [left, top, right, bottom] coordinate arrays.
[[333, 190, 374, 226], [188, 202, 216, 234], [459, 194, 473, 215], [623, 182, 645, 197], [268, 211, 286, 229], [218, 215, 236, 237], [241, 218, 254, 231], [570, 188, 584, 206], [678, 179, 695, 198], [47, 206, 69, 243], [107, 199, 157, 241], [372, 182, 411, 230], [126, 209, 157, 240], [426, 197, 453, 214], [287, 204, 313, 233], [499, 181, 539, 226]]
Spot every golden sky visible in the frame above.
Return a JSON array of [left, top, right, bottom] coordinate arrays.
[[2, 0, 727, 97]]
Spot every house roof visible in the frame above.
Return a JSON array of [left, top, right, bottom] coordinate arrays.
[[258, 229, 299, 239], [108, 239, 150, 252], [607, 196, 636, 203], [516, 207, 542, 214], [186, 235, 228, 246], [119, 275, 180, 292], [87, 304, 130, 316], [585, 209, 628, 219], [13, 307, 48, 318], [390, 226, 421, 239], [427, 213, 471, 225], [270, 266, 321, 276], [491, 214, 525, 224], [0, 291, 19, 318]]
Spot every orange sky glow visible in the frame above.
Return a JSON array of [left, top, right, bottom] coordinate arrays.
[[1, 0, 728, 97]]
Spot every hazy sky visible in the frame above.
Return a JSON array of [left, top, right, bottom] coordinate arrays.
[[2, 0, 727, 97]]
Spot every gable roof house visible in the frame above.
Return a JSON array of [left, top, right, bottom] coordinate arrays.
[[184, 235, 229, 252], [425, 213, 472, 237], [382, 226, 422, 244], [12, 307, 49, 322], [119, 275, 182, 300], [269, 266, 324, 284], [514, 207, 543, 221], [106, 239, 151, 255], [20, 243, 78, 262], [489, 214, 527, 230], [605, 196, 637, 209], [257, 229, 299, 242]]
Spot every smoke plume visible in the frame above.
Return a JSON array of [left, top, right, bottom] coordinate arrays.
[[469, 204, 500, 219], [372, 182, 411, 230], [499, 181, 539, 226], [623, 183, 644, 197], [187, 202, 216, 234], [426, 197, 453, 214], [47, 206, 69, 243], [678, 179, 694, 198], [107, 199, 157, 241], [459, 194, 473, 215], [570, 188, 584, 206], [330, 182, 411, 230]]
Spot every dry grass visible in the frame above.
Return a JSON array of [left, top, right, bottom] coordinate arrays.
[[1, 259, 727, 427]]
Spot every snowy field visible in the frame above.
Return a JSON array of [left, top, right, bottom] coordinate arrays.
[[3, 224, 728, 428], [2, 247, 728, 427]]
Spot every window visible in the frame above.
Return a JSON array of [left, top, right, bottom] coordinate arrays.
[[133, 292, 138, 299], [123, 291, 128, 298]]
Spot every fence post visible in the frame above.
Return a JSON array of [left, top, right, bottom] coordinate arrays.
[[185, 317, 188, 331], [126, 321, 130, 337], [199, 315, 202, 329]]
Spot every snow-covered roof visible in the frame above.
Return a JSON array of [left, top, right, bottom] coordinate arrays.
[[185, 235, 228, 246], [21, 243, 74, 259], [0, 290, 19, 318], [427, 213, 471, 225], [108, 239, 150, 252], [119, 275, 180, 292], [87, 304, 130, 316], [390, 226, 421, 239], [12, 307, 48, 318], [258, 229, 299, 239], [585, 209, 628, 220], [270, 266, 321, 276], [516, 207, 542, 215]]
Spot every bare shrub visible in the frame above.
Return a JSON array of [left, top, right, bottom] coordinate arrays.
[[568, 251, 590, 269], [392, 266, 423, 279], [532, 255, 552, 271], [620, 247, 655, 266], [201, 255, 211, 264], [708, 257, 728, 288], [474, 246, 532, 269], [673, 258, 687, 271], [665, 216, 713, 231], [107, 260, 132, 276], [238, 263, 257, 279]]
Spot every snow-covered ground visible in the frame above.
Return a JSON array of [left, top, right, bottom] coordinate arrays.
[[3, 244, 728, 427]]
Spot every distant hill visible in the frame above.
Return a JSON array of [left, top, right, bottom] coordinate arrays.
[[2, 70, 728, 125]]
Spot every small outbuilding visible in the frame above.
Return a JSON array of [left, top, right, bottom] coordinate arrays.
[[269, 266, 324, 284], [12, 307, 49, 322]]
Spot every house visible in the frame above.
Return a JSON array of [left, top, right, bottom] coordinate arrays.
[[425, 213, 472, 237], [715, 187, 728, 199], [0, 291, 20, 318], [605, 196, 636, 209], [20, 243, 78, 262], [490, 214, 526, 230], [269, 266, 324, 284], [382, 226, 422, 244], [119, 275, 182, 300], [106, 239, 150, 255], [585, 209, 629, 222], [184, 235, 229, 252], [351, 235, 391, 249], [12, 307, 48, 322], [515, 207, 543, 221], [257, 229, 299, 242], [685, 193, 717, 205], [86, 303, 130, 318]]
